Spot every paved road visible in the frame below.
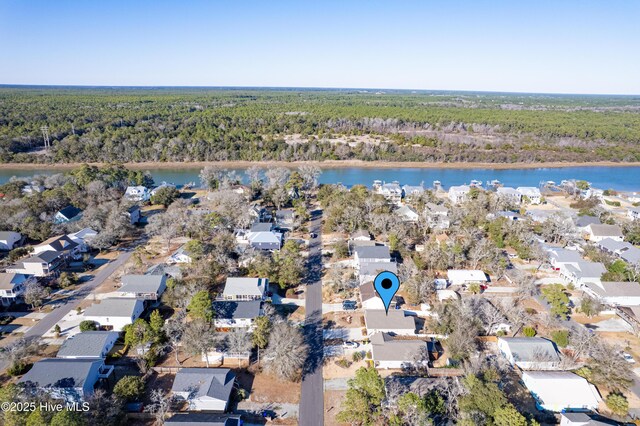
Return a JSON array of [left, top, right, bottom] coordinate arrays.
[[0, 251, 132, 371], [299, 209, 325, 426]]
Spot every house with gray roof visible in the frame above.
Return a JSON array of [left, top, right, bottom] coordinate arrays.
[[222, 277, 268, 301], [575, 215, 601, 230], [0, 272, 34, 306], [244, 223, 282, 250], [597, 238, 640, 265], [560, 261, 607, 287], [5, 250, 65, 277], [33, 235, 80, 259], [275, 209, 296, 230], [19, 358, 113, 402], [57, 331, 119, 359], [370, 332, 427, 369], [584, 281, 640, 306], [365, 309, 416, 336], [498, 337, 560, 370], [118, 274, 167, 300], [402, 184, 425, 199], [375, 182, 402, 205], [166, 414, 242, 426], [0, 231, 21, 251], [396, 205, 419, 222], [82, 298, 145, 331], [354, 245, 392, 268], [587, 224, 624, 243], [213, 300, 262, 329], [171, 368, 236, 412], [425, 202, 450, 229], [358, 261, 398, 285]]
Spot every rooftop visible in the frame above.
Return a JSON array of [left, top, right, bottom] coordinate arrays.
[[171, 368, 235, 402], [213, 300, 262, 320], [365, 310, 416, 332], [589, 224, 623, 237], [354, 245, 391, 260], [57, 331, 119, 358], [370, 332, 425, 362], [358, 261, 397, 276], [83, 298, 143, 318], [19, 358, 103, 389], [0, 273, 30, 290], [586, 281, 640, 298], [222, 277, 268, 297], [499, 337, 560, 363], [120, 274, 166, 294]]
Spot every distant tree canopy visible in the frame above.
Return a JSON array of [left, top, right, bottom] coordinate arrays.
[[2, 88, 640, 164]]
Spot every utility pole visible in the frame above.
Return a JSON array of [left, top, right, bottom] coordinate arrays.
[[40, 126, 50, 149]]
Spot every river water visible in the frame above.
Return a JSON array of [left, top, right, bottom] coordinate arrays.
[[1, 165, 639, 191]]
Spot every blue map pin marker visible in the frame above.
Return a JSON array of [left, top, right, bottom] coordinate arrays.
[[373, 271, 400, 314]]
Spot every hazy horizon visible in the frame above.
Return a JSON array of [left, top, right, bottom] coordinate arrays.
[[1, 1, 639, 95]]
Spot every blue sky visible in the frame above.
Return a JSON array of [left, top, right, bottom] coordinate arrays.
[[1, 0, 639, 94]]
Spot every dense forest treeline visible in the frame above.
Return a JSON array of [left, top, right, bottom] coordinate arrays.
[[1, 87, 640, 164]]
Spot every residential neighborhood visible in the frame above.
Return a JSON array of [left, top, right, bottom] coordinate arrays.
[[1, 166, 640, 426]]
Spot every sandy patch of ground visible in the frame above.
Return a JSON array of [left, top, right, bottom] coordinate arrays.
[[236, 370, 301, 404], [324, 390, 347, 426], [323, 312, 363, 329], [323, 358, 369, 380]]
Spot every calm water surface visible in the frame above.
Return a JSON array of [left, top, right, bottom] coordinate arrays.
[[1, 165, 639, 191]]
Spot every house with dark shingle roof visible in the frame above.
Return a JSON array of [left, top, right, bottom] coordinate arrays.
[[57, 331, 120, 359], [370, 332, 426, 369], [19, 358, 113, 402], [33, 235, 79, 259], [213, 300, 262, 329], [365, 310, 416, 336], [54, 205, 83, 224], [5, 250, 65, 277], [166, 413, 242, 426], [171, 368, 236, 412], [0, 231, 21, 250]]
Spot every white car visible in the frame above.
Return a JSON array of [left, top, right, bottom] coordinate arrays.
[[342, 341, 359, 349], [622, 352, 636, 363]]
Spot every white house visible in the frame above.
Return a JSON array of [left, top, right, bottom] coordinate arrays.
[[67, 228, 98, 252], [364, 310, 416, 336], [0, 231, 21, 250], [171, 368, 236, 412], [168, 245, 193, 264], [583, 281, 640, 306], [375, 182, 402, 205], [6, 251, 65, 277], [19, 358, 113, 402], [222, 277, 268, 301], [370, 332, 427, 369], [522, 371, 600, 412], [82, 298, 145, 331], [597, 238, 640, 265], [118, 275, 167, 301], [446, 270, 488, 286], [496, 187, 522, 204], [56, 331, 120, 359], [360, 281, 395, 310], [213, 300, 262, 329], [33, 235, 80, 259], [124, 186, 151, 202], [0, 272, 35, 306], [396, 205, 420, 222], [628, 207, 640, 221], [245, 223, 282, 250], [516, 187, 542, 204], [402, 184, 425, 199], [350, 230, 372, 242], [448, 185, 470, 204], [559, 413, 617, 426], [497, 337, 561, 370], [586, 224, 624, 243], [425, 203, 450, 229], [354, 245, 392, 268], [559, 261, 606, 287]]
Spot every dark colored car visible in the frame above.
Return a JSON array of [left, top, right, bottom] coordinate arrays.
[[342, 300, 357, 310]]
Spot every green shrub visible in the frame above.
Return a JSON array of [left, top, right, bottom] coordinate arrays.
[[605, 392, 628, 416], [7, 362, 29, 376], [551, 330, 569, 347], [113, 375, 145, 401], [335, 358, 352, 369], [522, 326, 536, 337], [79, 320, 98, 332], [496, 330, 507, 337], [352, 351, 364, 362]]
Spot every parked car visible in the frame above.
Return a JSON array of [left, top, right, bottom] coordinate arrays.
[[310, 232, 318, 238], [343, 341, 359, 349], [622, 352, 636, 363], [342, 300, 357, 310]]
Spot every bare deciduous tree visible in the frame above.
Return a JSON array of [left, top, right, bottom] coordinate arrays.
[[263, 322, 308, 381]]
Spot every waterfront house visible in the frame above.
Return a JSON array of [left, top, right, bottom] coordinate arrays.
[[402, 184, 425, 199], [124, 186, 151, 202], [448, 185, 470, 204], [516, 187, 542, 204], [496, 187, 522, 204], [375, 181, 402, 205]]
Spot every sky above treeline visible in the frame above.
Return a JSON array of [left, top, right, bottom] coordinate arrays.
[[1, 0, 639, 95]]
